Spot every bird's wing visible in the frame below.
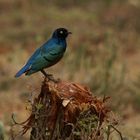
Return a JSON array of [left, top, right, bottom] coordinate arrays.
[[24, 40, 54, 67], [28, 44, 64, 72], [15, 47, 41, 77], [26, 47, 41, 65]]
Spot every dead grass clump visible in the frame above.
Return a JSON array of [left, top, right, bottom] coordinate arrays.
[[12, 78, 121, 140]]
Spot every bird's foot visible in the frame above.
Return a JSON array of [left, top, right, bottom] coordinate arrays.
[[46, 74, 60, 83], [41, 70, 60, 83]]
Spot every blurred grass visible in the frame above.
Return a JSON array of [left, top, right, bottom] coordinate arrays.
[[0, 0, 140, 139]]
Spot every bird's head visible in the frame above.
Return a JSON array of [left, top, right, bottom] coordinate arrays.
[[52, 28, 72, 39]]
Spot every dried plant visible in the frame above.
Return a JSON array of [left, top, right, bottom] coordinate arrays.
[[12, 78, 122, 140]]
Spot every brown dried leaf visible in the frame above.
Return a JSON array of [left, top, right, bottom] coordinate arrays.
[[20, 79, 111, 139]]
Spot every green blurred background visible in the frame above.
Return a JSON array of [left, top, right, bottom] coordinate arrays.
[[0, 0, 140, 139]]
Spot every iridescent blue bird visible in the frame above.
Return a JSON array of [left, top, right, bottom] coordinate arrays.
[[15, 28, 71, 81]]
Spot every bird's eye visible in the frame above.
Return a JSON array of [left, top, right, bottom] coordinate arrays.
[[60, 31, 63, 34]]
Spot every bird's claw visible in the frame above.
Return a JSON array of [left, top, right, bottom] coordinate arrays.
[[46, 73, 53, 77], [41, 70, 60, 83], [46, 74, 60, 83]]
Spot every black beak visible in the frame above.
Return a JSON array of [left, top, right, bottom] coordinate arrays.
[[68, 31, 72, 34]]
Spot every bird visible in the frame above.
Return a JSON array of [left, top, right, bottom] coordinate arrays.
[[15, 28, 72, 81]]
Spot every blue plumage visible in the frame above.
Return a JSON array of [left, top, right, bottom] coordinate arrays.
[[15, 28, 71, 78]]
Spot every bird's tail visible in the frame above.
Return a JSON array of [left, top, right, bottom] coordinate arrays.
[[15, 65, 29, 78]]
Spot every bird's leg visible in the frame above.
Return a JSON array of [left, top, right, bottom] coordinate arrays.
[[41, 70, 52, 77], [41, 70, 59, 83]]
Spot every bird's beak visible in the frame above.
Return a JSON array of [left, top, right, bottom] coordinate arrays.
[[68, 31, 72, 34]]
